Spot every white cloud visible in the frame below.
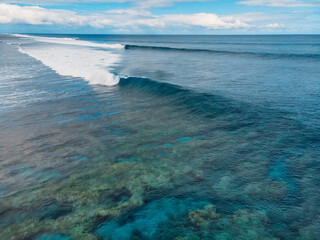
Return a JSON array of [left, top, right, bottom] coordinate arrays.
[[0, 0, 214, 9], [0, 3, 287, 31], [0, 4, 88, 25], [238, 0, 320, 7], [163, 13, 250, 29], [265, 23, 284, 28], [223, 12, 289, 23], [0, 3, 160, 27], [133, 0, 212, 9]]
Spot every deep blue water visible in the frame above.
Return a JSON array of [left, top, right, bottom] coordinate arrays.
[[0, 34, 320, 239]]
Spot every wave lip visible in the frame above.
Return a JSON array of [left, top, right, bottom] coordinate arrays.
[[14, 34, 124, 49]]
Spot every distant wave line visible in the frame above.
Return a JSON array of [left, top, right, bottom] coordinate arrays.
[[125, 44, 320, 60]]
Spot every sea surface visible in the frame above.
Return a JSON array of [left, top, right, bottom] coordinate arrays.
[[0, 34, 320, 240]]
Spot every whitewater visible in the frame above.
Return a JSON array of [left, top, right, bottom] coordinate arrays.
[[15, 34, 124, 86]]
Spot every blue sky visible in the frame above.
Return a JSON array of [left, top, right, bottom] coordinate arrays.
[[0, 0, 319, 34]]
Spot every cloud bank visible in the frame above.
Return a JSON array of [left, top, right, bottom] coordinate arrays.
[[0, 3, 283, 31], [0, 0, 214, 8]]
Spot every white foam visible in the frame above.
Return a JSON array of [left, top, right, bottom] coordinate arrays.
[[14, 34, 124, 49], [18, 44, 121, 86]]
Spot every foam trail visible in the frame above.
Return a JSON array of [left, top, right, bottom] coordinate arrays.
[[18, 44, 121, 86], [14, 34, 124, 49]]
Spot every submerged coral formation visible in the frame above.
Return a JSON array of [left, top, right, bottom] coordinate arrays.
[[188, 205, 220, 228], [173, 205, 279, 240]]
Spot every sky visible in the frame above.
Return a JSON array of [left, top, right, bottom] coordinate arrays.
[[0, 0, 319, 34]]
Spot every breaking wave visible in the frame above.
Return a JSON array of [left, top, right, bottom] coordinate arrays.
[[15, 35, 122, 86], [14, 34, 124, 49]]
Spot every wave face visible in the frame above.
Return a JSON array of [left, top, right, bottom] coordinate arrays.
[[16, 35, 123, 86], [119, 77, 243, 118]]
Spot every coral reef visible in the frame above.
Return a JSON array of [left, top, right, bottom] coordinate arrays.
[[188, 205, 220, 228], [176, 205, 279, 240]]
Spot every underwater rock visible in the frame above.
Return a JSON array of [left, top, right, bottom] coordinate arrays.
[[93, 213, 113, 227], [23, 232, 70, 240], [27, 168, 62, 181], [212, 176, 232, 193], [172, 206, 279, 240], [130, 229, 149, 240], [174, 233, 201, 240], [211, 209, 279, 240], [244, 180, 287, 200], [0, 187, 7, 196], [95, 197, 210, 240], [299, 218, 320, 240], [211, 175, 238, 200], [98, 187, 132, 208], [30, 198, 73, 220], [8, 163, 32, 176], [0, 206, 28, 227], [229, 209, 268, 227], [35, 233, 70, 240], [188, 205, 220, 228]]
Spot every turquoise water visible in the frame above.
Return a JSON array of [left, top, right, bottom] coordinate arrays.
[[0, 34, 320, 239]]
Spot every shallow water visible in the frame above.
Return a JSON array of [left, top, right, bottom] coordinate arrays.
[[1, 34, 320, 240]]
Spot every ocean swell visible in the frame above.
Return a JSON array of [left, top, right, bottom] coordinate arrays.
[[119, 77, 243, 118]]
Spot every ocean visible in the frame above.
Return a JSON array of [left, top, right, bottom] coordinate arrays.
[[0, 34, 320, 239]]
